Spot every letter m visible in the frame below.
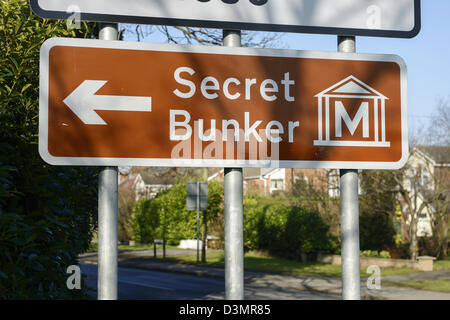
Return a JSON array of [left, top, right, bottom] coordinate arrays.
[[335, 101, 369, 138]]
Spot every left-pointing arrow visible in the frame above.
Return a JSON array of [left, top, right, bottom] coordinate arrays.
[[63, 80, 152, 125]]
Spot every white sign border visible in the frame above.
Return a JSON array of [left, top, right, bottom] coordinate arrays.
[[39, 38, 408, 169], [30, 0, 421, 39]]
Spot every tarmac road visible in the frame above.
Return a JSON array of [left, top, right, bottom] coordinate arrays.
[[79, 263, 339, 300]]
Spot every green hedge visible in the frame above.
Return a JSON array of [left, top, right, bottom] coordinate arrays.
[[244, 196, 337, 260], [0, 0, 97, 299], [131, 179, 223, 244]]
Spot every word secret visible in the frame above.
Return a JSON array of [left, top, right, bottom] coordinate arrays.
[[173, 67, 296, 102]]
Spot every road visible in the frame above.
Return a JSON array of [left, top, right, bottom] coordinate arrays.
[[80, 264, 339, 300]]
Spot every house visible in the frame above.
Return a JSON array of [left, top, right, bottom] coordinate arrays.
[[119, 167, 224, 201], [401, 146, 450, 237], [119, 169, 173, 201], [242, 168, 330, 196]]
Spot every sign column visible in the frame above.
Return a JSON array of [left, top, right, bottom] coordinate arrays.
[[338, 35, 361, 300], [97, 24, 119, 300], [223, 30, 245, 301]]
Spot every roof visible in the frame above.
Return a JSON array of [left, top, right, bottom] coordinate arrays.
[[118, 174, 137, 190], [415, 145, 450, 165], [133, 167, 223, 185], [315, 75, 388, 99], [243, 168, 261, 178], [243, 168, 279, 179]]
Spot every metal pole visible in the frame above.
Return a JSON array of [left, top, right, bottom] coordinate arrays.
[[97, 24, 118, 301], [163, 207, 166, 259], [197, 181, 200, 264], [338, 35, 361, 300], [223, 30, 244, 300]]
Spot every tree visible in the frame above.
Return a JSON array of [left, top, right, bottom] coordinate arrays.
[[120, 24, 285, 48], [130, 198, 160, 244], [291, 172, 340, 237], [0, 0, 97, 299], [118, 186, 136, 242], [427, 173, 449, 259], [424, 97, 450, 146], [397, 101, 450, 259], [130, 178, 224, 248], [359, 170, 397, 252]]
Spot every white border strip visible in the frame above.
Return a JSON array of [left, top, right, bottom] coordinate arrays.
[[39, 38, 408, 170]]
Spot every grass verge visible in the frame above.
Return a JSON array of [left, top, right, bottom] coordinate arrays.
[[165, 250, 424, 278], [434, 260, 450, 271], [88, 242, 184, 253], [383, 279, 450, 293]]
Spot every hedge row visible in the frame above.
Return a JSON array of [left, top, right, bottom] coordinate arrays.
[[243, 197, 337, 260]]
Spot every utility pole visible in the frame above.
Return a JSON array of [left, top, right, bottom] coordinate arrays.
[[97, 23, 119, 301], [223, 29, 245, 301], [338, 35, 361, 301]]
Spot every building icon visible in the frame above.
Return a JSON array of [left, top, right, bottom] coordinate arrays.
[[313, 75, 390, 147]]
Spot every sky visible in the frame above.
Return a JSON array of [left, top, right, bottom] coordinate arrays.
[[280, 0, 450, 137], [122, 0, 449, 139]]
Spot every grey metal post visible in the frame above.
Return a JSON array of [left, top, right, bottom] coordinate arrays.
[[223, 30, 244, 300], [338, 35, 361, 300], [197, 181, 200, 264], [98, 23, 118, 301]]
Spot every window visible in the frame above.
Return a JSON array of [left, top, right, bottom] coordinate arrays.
[[270, 179, 284, 192], [419, 168, 430, 188]]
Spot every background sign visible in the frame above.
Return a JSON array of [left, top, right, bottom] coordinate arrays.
[[186, 182, 208, 211], [39, 38, 408, 169], [31, 0, 420, 38]]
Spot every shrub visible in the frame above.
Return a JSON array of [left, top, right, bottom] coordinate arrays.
[[359, 212, 396, 251], [360, 250, 391, 258], [118, 187, 136, 242], [130, 199, 160, 244], [243, 196, 336, 261], [130, 179, 224, 244], [0, 0, 97, 299]]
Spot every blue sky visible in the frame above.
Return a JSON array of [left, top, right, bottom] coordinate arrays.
[[123, 1, 448, 137], [280, 0, 449, 135]]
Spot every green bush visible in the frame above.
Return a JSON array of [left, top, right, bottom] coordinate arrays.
[[130, 179, 223, 244], [0, 1, 97, 299], [359, 171, 398, 252], [243, 196, 336, 261], [243, 199, 264, 250], [130, 199, 160, 244], [359, 211, 396, 251], [360, 250, 391, 258]]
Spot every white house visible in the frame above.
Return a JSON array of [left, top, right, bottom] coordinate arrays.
[[119, 170, 172, 201], [402, 146, 450, 237]]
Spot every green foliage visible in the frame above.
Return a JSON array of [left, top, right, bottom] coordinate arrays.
[[359, 170, 397, 252], [243, 196, 336, 260], [0, 0, 97, 299], [359, 211, 396, 251], [130, 199, 159, 244], [360, 250, 391, 258], [131, 179, 223, 244]]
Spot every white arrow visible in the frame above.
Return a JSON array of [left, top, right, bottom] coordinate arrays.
[[63, 80, 152, 125]]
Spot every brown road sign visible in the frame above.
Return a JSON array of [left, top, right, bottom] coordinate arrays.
[[39, 38, 408, 169]]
